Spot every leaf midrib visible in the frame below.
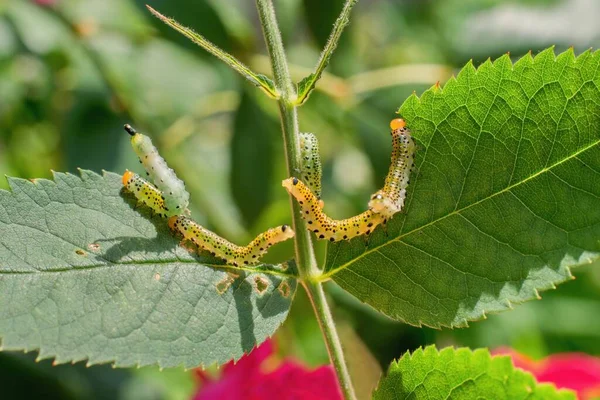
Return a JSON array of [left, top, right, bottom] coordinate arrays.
[[322, 138, 600, 280], [0, 259, 297, 278]]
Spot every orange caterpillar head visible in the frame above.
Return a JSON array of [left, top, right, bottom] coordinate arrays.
[[390, 118, 406, 131], [282, 177, 302, 197], [122, 170, 135, 186]]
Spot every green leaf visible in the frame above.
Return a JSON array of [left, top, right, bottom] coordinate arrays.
[[0, 170, 296, 368], [146, 5, 279, 99], [325, 48, 600, 328], [373, 346, 575, 400], [296, 0, 357, 105]]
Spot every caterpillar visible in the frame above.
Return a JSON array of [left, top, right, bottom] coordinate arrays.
[[282, 177, 386, 242], [124, 124, 190, 216], [368, 118, 415, 218], [122, 170, 170, 217], [299, 132, 323, 205], [169, 215, 295, 266]]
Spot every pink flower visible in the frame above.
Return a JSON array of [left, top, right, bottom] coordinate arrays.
[[33, 0, 57, 6], [494, 347, 600, 399], [193, 339, 342, 400]]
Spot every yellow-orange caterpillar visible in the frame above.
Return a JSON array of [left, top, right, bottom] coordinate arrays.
[[368, 118, 415, 218], [169, 215, 295, 266], [125, 124, 189, 216], [282, 177, 386, 242], [122, 171, 170, 217]]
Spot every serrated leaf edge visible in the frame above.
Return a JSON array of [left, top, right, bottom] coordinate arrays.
[[372, 345, 576, 399], [0, 169, 298, 368], [323, 47, 600, 328]]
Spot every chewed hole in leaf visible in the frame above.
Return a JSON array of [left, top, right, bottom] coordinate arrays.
[[277, 281, 291, 298], [216, 272, 239, 295], [87, 243, 100, 251], [253, 275, 270, 296]]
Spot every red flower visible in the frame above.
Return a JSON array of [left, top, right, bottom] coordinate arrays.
[[494, 347, 600, 399], [33, 0, 57, 6], [193, 339, 342, 400]]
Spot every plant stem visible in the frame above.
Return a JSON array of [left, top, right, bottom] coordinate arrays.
[[255, 0, 317, 278], [255, 1, 357, 399], [304, 281, 357, 400]]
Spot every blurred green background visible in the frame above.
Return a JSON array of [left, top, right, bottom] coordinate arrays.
[[1, 0, 599, 398]]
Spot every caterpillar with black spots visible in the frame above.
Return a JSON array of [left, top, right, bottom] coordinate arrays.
[[368, 118, 415, 218], [298, 132, 323, 207], [282, 177, 386, 242], [122, 171, 170, 217], [283, 118, 415, 241], [169, 215, 295, 266], [124, 124, 190, 216]]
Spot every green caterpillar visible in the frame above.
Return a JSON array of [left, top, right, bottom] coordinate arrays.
[[299, 132, 323, 206], [124, 124, 189, 216], [282, 177, 386, 242], [169, 215, 295, 266], [368, 118, 415, 218]]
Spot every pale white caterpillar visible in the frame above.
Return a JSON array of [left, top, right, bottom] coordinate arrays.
[[124, 124, 189, 216]]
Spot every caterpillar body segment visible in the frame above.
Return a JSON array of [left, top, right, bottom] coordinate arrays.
[[298, 132, 323, 207], [169, 215, 295, 266], [282, 177, 386, 242], [122, 170, 169, 217], [124, 124, 190, 215], [368, 118, 415, 218]]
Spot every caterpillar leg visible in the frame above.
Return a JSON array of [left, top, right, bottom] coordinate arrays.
[[169, 215, 295, 266], [122, 170, 169, 217], [282, 177, 385, 242], [299, 132, 324, 209], [124, 124, 190, 216]]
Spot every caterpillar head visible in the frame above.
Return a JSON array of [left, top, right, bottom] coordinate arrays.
[[368, 191, 400, 218], [122, 170, 135, 186], [124, 124, 137, 136], [278, 224, 295, 241], [282, 177, 303, 197], [390, 118, 406, 131], [125, 124, 146, 147]]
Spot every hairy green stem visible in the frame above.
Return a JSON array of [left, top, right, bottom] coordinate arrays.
[[255, 0, 317, 277], [255, 1, 357, 399], [304, 281, 357, 400]]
